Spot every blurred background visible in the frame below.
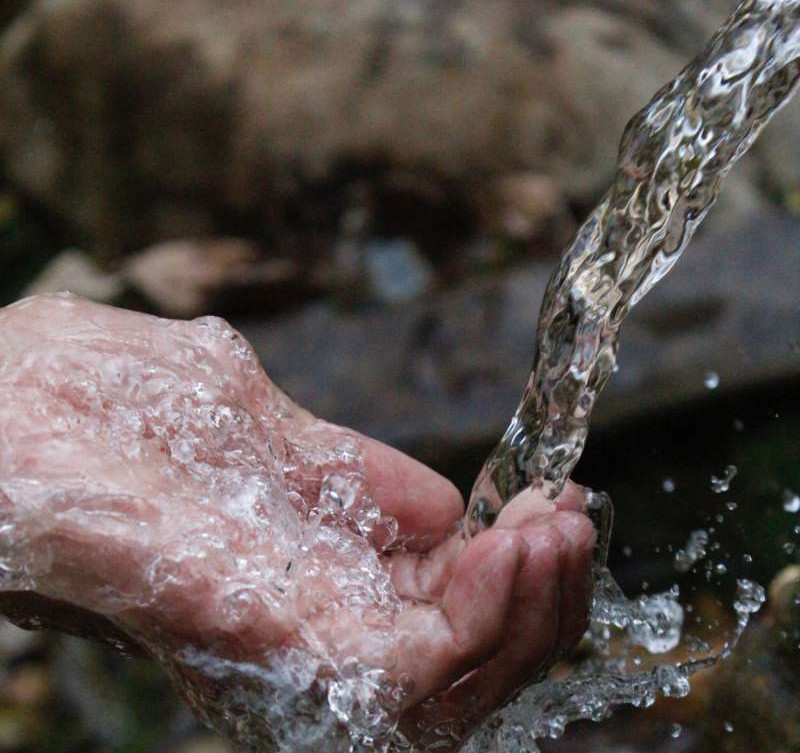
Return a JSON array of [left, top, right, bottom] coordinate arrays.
[[1, 0, 799, 751]]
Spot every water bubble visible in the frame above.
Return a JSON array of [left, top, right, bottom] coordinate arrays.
[[724, 721, 734, 733], [319, 473, 359, 512], [670, 723, 682, 739], [704, 371, 720, 389], [783, 489, 800, 513], [710, 465, 737, 493], [714, 563, 728, 575], [662, 477, 676, 493]]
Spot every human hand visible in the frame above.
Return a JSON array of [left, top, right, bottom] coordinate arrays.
[[0, 294, 595, 751]]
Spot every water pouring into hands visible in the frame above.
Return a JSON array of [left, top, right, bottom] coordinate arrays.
[[0, 294, 596, 751]]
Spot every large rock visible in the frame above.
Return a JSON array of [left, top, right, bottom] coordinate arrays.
[[1, 0, 754, 257], [233, 212, 800, 466]]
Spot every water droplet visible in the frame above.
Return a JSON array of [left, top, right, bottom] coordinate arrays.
[[724, 721, 734, 733], [734, 579, 766, 615], [783, 489, 800, 513], [704, 371, 720, 389], [670, 723, 683, 739], [714, 563, 728, 575], [662, 477, 676, 493], [674, 530, 709, 573], [710, 465, 737, 493]]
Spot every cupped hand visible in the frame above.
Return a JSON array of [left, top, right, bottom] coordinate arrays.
[[0, 294, 595, 750]]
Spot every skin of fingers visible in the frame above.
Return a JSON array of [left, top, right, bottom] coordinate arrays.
[[493, 482, 586, 530], [547, 510, 596, 653], [286, 419, 465, 550], [359, 434, 464, 548], [393, 528, 526, 707], [399, 519, 568, 746], [390, 483, 588, 602], [403, 512, 596, 748], [495, 490, 596, 655]]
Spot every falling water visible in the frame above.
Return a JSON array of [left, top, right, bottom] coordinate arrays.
[[466, 0, 800, 530], [455, 0, 799, 750]]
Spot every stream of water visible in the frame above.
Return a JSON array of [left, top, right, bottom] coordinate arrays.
[[455, 0, 799, 750]]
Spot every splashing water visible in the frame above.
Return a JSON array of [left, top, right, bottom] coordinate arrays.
[[710, 465, 738, 493], [457, 0, 798, 750], [674, 529, 711, 573], [0, 3, 797, 753]]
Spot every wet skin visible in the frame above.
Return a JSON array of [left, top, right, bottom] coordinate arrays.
[[0, 294, 595, 749]]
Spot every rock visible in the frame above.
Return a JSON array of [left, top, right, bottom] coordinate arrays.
[[172, 735, 233, 753], [697, 566, 800, 752], [0, 0, 767, 257], [232, 212, 800, 468], [755, 95, 800, 204], [539, 7, 688, 203], [123, 239, 299, 318], [487, 173, 574, 244], [22, 248, 123, 302]]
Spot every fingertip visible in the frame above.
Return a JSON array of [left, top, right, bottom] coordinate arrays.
[[394, 528, 524, 705], [555, 481, 588, 513], [550, 510, 597, 554], [493, 487, 556, 530], [443, 528, 525, 654]]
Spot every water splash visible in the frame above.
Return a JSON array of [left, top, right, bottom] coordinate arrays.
[[783, 488, 800, 512], [458, 0, 798, 749], [710, 465, 738, 493], [674, 529, 710, 573], [0, 2, 796, 752]]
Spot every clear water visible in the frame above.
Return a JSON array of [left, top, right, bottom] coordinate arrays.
[[466, 0, 800, 529], [0, 2, 797, 752], [458, 0, 798, 750]]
